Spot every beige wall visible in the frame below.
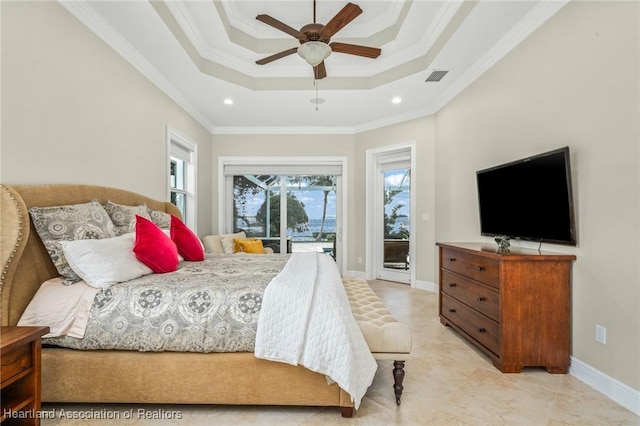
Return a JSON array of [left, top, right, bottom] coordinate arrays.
[[0, 1, 213, 236], [434, 1, 639, 390]]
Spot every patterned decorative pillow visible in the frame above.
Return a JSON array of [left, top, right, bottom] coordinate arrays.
[[147, 208, 171, 229], [28, 200, 117, 284], [103, 200, 150, 236]]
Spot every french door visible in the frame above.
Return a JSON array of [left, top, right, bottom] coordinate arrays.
[[219, 158, 346, 272], [377, 163, 411, 283], [366, 144, 416, 286]]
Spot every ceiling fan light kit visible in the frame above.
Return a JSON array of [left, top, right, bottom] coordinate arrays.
[[255, 1, 381, 79], [298, 41, 332, 67]]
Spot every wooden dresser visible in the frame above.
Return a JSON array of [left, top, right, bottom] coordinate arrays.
[[1, 326, 49, 425], [437, 242, 576, 373]]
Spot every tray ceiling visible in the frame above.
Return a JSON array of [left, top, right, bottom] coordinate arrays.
[[60, 0, 569, 134]]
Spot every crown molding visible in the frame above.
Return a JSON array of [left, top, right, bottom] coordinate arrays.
[[163, 0, 422, 78], [430, 0, 570, 113], [57, 0, 570, 135], [211, 125, 357, 135], [354, 0, 464, 77], [57, 0, 218, 133], [152, 0, 469, 86], [210, 105, 437, 135], [221, 0, 409, 40]]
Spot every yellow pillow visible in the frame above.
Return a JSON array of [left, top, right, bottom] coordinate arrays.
[[236, 239, 265, 254], [234, 238, 256, 253]]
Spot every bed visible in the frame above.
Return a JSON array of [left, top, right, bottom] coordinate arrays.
[[0, 183, 376, 417]]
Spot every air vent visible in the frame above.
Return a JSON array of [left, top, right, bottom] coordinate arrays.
[[425, 70, 449, 82]]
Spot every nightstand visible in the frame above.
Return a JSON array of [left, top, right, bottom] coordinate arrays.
[[1, 326, 49, 425]]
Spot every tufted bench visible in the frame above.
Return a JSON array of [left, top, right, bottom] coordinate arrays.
[[342, 277, 412, 405]]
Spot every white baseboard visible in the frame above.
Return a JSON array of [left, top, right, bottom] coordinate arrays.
[[416, 280, 437, 292], [570, 356, 640, 416], [345, 273, 437, 292], [344, 270, 366, 280]]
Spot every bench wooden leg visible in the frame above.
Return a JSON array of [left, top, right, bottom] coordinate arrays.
[[393, 360, 405, 405]]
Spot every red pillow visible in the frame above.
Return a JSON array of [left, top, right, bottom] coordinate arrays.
[[170, 215, 205, 261], [133, 215, 179, 273]]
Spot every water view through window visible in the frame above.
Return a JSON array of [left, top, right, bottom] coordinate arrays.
[[233, 175, 337, 256], [383, 168, 410, 270]]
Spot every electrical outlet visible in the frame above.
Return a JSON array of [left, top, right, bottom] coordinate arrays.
[[595, 324, 607, 344]]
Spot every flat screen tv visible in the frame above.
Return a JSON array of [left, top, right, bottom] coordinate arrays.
[[476, 147, 576, 246]]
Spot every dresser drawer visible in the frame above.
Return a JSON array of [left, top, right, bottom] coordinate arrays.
[[442, 293, 500, 355], [1, 344, 32, 384], [441, 248, 500, 288], [441, 270, 500, 322]]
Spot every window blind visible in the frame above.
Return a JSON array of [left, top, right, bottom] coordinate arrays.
[[170, 142, 193, 163], [223, 163, 342, 176]]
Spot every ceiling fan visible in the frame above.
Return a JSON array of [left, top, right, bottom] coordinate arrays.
[[255, 1, 382, 80]]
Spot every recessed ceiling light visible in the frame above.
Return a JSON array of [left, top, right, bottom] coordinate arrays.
[[392, 97, 402, 104], [223, 98, 233, 105]]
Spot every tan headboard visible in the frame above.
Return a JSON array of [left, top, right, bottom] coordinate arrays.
[[0, 184, 181, 326]]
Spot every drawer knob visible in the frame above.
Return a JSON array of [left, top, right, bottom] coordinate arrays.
[[476, 296, 486, 302], [448, 283, 457, 288], [449, 258, 456, 262], [476, 265, 484, 271], [448, 308, 456, 313], [477, 327, 487, 333]]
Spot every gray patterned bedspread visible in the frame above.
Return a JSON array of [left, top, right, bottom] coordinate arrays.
[[43, 254, 290, 353]]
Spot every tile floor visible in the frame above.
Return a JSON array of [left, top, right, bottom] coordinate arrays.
[[41, 280, 639, 425]]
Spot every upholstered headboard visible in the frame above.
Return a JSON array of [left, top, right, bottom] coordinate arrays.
[[0, 184, 181, 326]]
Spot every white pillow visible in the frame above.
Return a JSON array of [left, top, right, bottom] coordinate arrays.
[[201, 235, 224, 254], [18, 277, 99, 338], [220, 231, 246, 254], [60, 233, 153, 288]]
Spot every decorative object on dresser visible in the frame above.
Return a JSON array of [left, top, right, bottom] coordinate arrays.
[[1, 326, 50, 426], [437, 242, 576, 374]]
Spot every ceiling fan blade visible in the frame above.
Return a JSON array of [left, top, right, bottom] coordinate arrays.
[[256, 14, 303, 39], [330, 42, 381, 59], [320, 3, 362, 38], [256, 47, 299, 65], [314, 61, 327, 80]]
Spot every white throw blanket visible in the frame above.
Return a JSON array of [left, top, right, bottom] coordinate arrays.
[[254, 252, 377, 409]]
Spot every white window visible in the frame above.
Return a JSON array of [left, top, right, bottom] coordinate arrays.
[[219, 157, 347, 273], [167, 127, 197, 229]]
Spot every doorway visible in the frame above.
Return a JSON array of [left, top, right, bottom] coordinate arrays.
[[366, 143, 416, 286]]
